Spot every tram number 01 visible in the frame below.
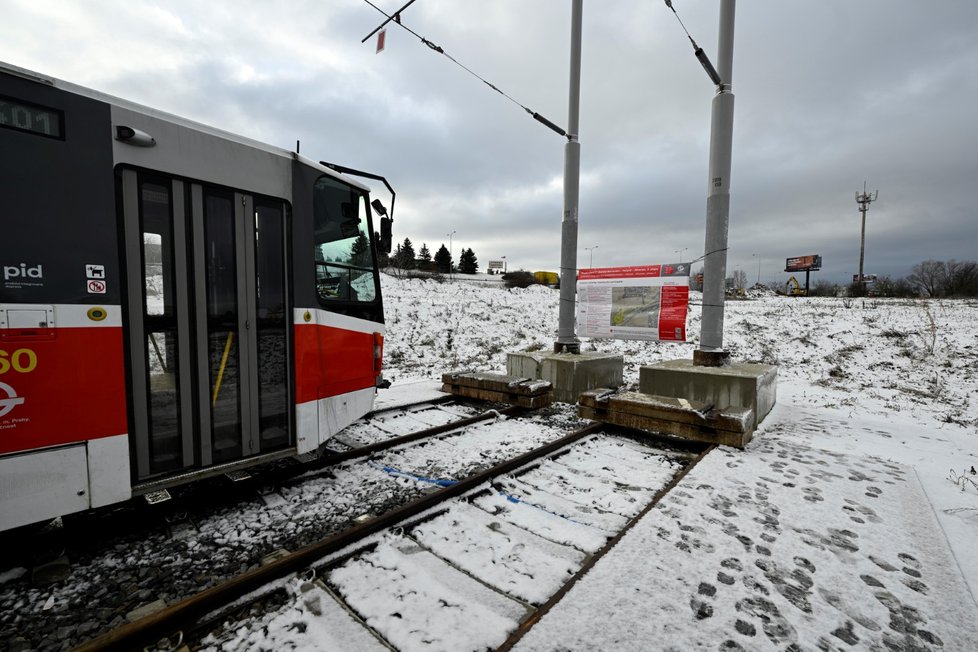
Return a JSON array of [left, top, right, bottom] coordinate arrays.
[[0, 349, 38, 374]]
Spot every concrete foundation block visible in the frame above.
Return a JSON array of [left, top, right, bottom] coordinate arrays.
[[579, 389, 755, 448], [639, 359, 777, 426], [441, 371, 553, 408], [507, 351, 623, 404]]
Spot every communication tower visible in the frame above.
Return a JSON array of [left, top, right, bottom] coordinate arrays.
[[855, 182, 879, 286]]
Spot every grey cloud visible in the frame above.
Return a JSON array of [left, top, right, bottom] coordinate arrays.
[[2, 0, 976, 283]]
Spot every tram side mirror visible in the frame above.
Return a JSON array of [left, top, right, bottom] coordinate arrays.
[[380, 217, 393, 254], [372, 199, 392, 253]]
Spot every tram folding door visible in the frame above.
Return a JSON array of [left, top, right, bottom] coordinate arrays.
[[120, 169, 292, 482]]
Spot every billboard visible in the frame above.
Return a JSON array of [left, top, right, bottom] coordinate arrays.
[[785, 254, 822, 272], [488, 260, 504, 270], [577, 264, 689, 342]]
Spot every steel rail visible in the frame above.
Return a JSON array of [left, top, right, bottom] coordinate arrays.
[[314, 403, 525, 468], [495, 443, 717, 651], [225, 401, 521, 489], [75, 421, 604, 652], [362, 392, 455, 418]]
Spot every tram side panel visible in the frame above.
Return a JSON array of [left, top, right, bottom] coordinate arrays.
[[1, 65, 388, 531], [291, 159, 385, 454], [0, 76, 130, 530]]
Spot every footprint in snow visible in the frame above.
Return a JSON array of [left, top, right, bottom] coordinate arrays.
[[828, 620, 861, 646], [734, 595, 797, 646], [801, 486, 824, 503], [689, 595, 713, 620], [817, 586, 881, 633], [868, 555, 898, 572], [875, 594, 944, 648], [721, 557, 744, 572], [754, 557, 815, 614], [860, 574, 885, 588], [901, 577, 928, 595], [897, 552, 921, 570]]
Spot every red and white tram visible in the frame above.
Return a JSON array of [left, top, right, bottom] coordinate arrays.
[[0, 62, 393, 531]]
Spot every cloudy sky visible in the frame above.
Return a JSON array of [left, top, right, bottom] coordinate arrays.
[[4, 1, 976, 285]]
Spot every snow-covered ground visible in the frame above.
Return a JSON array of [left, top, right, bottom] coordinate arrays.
[[378, 275, 978, 649], [9, 274, 975, 651]]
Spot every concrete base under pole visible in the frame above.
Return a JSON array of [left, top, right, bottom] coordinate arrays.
[[507, 351, 623, 404], [639, 359, 778, 428]]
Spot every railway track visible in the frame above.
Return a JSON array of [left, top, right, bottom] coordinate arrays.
[[76, 426, 712, 651], [0, 399, 584, 651]]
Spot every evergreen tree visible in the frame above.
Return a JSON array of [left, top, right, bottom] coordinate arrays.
[[401, 238, 416, 269], [393, 237, 416, 269], [416, 242, 434, 271], [458, 247, 479, 274], [434, 244, 452, 274]]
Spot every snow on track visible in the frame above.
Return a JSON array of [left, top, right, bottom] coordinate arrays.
[[513, 437, 978, 651], [200, 433, 689, 651]]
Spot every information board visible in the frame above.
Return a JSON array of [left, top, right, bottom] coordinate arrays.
[[577, 264, 689, 342]]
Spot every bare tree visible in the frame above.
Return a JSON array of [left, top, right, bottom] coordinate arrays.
[[731, 269, 747, 290], [906, 259, 978, 297], [812, 279, 838, 297], [946, 260, 978, 297], [908, 260, 946, 297]]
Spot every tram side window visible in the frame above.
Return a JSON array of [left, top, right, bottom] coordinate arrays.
[[313, 175, 377, 304]]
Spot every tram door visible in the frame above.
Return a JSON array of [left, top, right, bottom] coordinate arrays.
[[120, 169, 291, 482]]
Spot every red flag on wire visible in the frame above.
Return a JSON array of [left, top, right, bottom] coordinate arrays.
[[376, 28, 386, 53]]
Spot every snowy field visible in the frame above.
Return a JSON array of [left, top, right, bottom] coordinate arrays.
[[379, 274, 978, 649]]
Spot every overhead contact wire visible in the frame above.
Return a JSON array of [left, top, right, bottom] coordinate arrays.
[[361, 0, 567, 137]]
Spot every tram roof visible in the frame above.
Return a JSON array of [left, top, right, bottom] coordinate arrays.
[[0, 60, 371, 192]]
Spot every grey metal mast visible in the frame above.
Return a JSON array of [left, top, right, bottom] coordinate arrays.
[[697, 0, 736, 365], [555, 0, 584, 354], [855, 182, 878, 288]]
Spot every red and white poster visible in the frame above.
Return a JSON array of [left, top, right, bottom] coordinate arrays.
[[577, 263, 690, 342]]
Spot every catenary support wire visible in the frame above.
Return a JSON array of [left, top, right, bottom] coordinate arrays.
[[361, 0, 568, 138], [663, 0, 722, 86]]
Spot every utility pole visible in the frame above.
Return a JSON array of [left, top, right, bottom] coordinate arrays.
[[855, 182, 878, 289], [585, 245, 598, 268], [555, 0, 583, 354], [697, 0, 736, 366], [447, 230, 456, 277]]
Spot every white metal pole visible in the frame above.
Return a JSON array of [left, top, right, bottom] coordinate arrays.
[[555, 0, 583, 354], [697, 0, 736, 365]]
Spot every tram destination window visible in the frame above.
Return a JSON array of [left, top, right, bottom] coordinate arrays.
[[0, 95, 64, 139], [313, 175, 377, 304]]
